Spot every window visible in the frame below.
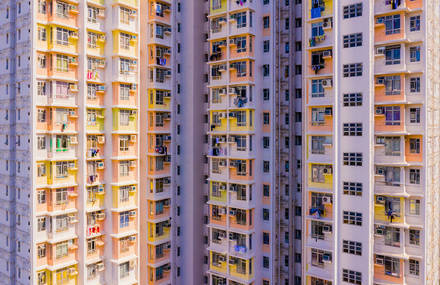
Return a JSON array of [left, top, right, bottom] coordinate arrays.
[[343, 182, 362, 196], [311, 136, 330, 154], [119, 211, 130, 228], [410, 77, 420, 93], [120, 110, 131, 126], [55, 161, 69, 178], [236, 36, 247, 53], [236, 111, 247, 126], [311, 107, 331, 125], [385, 45, 401, 65], [375, 255, 400, 277], [212, 0, 221, 10], [410, 16, 420, 32], [56, 54, 69, 72], [343, 211, 362, 226], [120, 261, 130, 278], [263, 161, 269, 173], [409, 259, 419, 276], [311, 248, 331, 268], [234, 12, 247, 28], [55, 188, 68, 204], [263, 256, 269, 268], [310, 164, 331, 183], [87, 6, 98, 23], [56, 27, 69, 45], [343, 3, 362, 19], [342, 269, 362, 285], [56, 1, 69, 17], [311, 79, 324, 98], [343, 153, 362, 166], [343, 123, 362, 136], [263, 88, 269, 100], [120, 7, 130, 24], [343, 93, 362, 106], [409, 108, 420, 123], [343, 33, 362, 48], [120, 33, 131, 49], [263, 112, 270, 125], [37, 217, 46, 231], [409, 138, 420, 154], [383, 106, 401, 125], [379, 14, 401, 35], [343, 63, 362, 77], [342, 240, 362, 256], [120, 161, 130, 176], [409, 169, 420, 184], [263, 40, 269, 52], [263, 16, 270, 29], [410, 46, 421, 62], [120, 135, 130, 151], [409, 229, 420, 245], [56, 242, 69, 259]]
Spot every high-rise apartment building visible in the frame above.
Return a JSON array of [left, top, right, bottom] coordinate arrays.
[[8, 0, 440, 285], [302, 0, 440, 284]]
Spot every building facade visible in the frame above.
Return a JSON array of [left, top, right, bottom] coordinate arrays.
[[302, 0, 440, 284]]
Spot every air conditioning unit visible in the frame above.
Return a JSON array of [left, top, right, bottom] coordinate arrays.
[[376, 196, 385, 204], [322, 50, 332, 58], [96, 262, 105, 271], [229, 208, 237, 215], [166, 70, 172, 76], [322, 196, 332, 204], [131, 84, 137, 90], [129, 9, 137, 15], [69, 110, 76, 116], [163, 91, 171, 98], [220, 184, 227, 190], [129, 211, 136, 216], [96, 212, 106, 220], [129, 110, 137, 116], [98, 136, 105, 144], [322, 78, 332, 88], [323, 17, 333, 28], [376, 77, 385, 85], [322, 225, 332, 233], [164, 135, 172, 141], [229, 184, 237, 192], [98, 185, 105, 192], [70, 136, 78, 144], [219, 207, 227, 215], [97, 85, 105, 91], [323, 166, 332, 174], [322, 253, 332, 263], [130, 135, 137, 142], [97, 161, 104, 169], [129, 160, 136, 167], [219, 160, 226, 167], [324, 107, 332, 115], [130, 185, 136, 192], [376, 167, 385, 175], [376, 47, 386, 55], [229, 112, 236, 118], [164, 177, 171, 184], [129, 235, 137, 241], [375, 107, 384, 115]]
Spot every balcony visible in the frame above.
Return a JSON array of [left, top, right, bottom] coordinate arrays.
[[208, 158, 228, 181], [147, 156, 171, 177], [229, 109, 254, 132], [112, 234, 138, 259], [148, 111, 171, 133], [113, 134, 137, 157], [148, 220, 171, 243], [209, 0, 227, 15], [147, 89, 171, 111], [47, 266, 78, 285], [114, 0, 138, 9], [87, 161, 105, 185], [209, 181, 227, 203], [46, 239, 78, 267], [228, 11, 255, 36], [308, 192, 333, 222], [306, 220, 333, 251], [148, 199, 171, 221], [112, 184, 138, 209], [113, 7, 138, 32], [308, 106, 333, 133], [210, 251, 228, 274], [147, 242, 171, 265], [374, 105, 423, 135], [374, 0, 423, 16], [308, 135, 333, 164], [308, 163, 333, 190], [209, 16, 228, 39], [87, 7, 106, 31], [45, 213, 77, 241], [148, 264, 171, 285], [113, 210, 138, 235], [47, 4, 79, 27], [147, 177, 172, 201], [229, 207, 254, 231], [148, 45, 172, 67], [229, 159, 254, 181], [229, 0, 256, 12], [149, 67, 172, 90], [228, 257, 254, 281], [38, 160, 77, 186], [374, 44, 423, 75], [112, 259, 138, 284], [307, 78, 334, 106], [308, 0, 333, 20], [229, 35, 254, 60], [373, 255, 405, 284], [374, 74, 424, 104], [209, 205, 227, 227], [113, 160, 138, 183], [47, 187, 77, 213], [48, 28, 78, 54], [229, 60, 254, 84], [113, 109, 137, 132], [149, 23, 172, 47], [148, 0, 171, 24], [86, 108, 105, 132], [85, 186, 105, 212], [114, 59, 138, 83], [306, 248, 334, 281], [307, 49, 333, 76], [308, 18, 334, 48], [210, 64, 228, 86], [87, 32, 106, 57]]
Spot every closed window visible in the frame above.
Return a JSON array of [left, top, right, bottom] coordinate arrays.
[[342, 269, 362, 285], [343, 63, 362, 77], [379, 14, 401, 35], [343, 211, 362, 226], [409, 138, 420, 154], [385, 45, 401, 65], [343, 93, 362, 106], [342, 240, 362, 256], [410, 16, 420, 32], [410, 46, 421, 62], [409, 169, 420, 184], [409, 259, 419, 276], [343, 33, 362, 48], [410, 77, 420, 93], [343, 3, 362, 19], [343, 182, 362, 196], [343, 123, 362, 136]]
